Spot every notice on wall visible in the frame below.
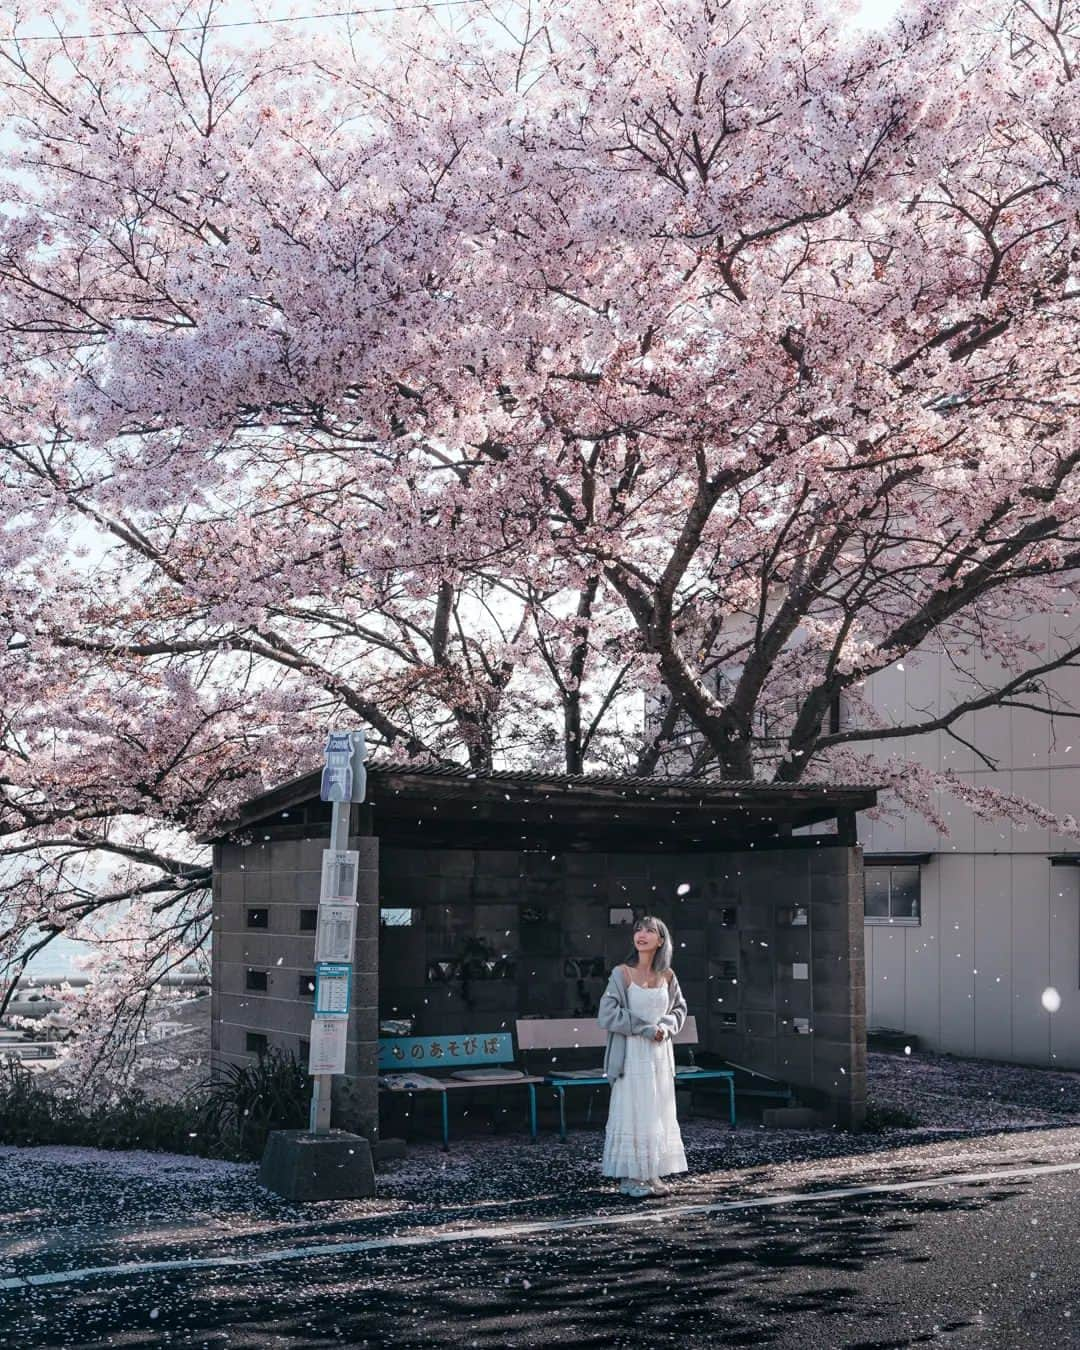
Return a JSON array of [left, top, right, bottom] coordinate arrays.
[[315, 902, 357, 963], [321, 849, 360, 904], [314, 962, 351, 1018], [308, 1016, 348, 1075]]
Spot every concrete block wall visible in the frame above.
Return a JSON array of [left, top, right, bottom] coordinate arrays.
[[377, 842, 866, 1128], [211, 836, 864, 1135], [703, 845, 867, 1129], [210, 835, 380, 1142], [379, 847, 692, 1059]]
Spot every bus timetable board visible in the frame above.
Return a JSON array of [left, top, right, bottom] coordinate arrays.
[[315, 902, 357, 964], [314, 963, 351, 1018], [320, 849, 359, 904], [308, 1017, 347, 1075]]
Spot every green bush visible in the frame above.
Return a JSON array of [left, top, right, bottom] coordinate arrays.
[[0, 1060, 210, 1154], [863, 1098, 921, 1131], [88, 1092, 207, 1156], [0, 1048, 311, 1161], [197, 1048, 310, 1160], [0, 1060, 81, 1145]]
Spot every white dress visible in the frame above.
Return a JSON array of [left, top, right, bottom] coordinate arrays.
[[601, 980, 689, 1181]]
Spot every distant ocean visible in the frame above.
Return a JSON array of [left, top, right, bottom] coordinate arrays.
[[19, 934, 209, 984], [21, 935, 96, 981]]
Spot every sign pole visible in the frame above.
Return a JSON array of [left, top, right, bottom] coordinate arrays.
[[309, 729, 366, 1136], [309, 796, 351, 1133]]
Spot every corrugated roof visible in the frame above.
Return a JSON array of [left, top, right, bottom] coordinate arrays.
[[199, 758, 879, 843], [365, 761, 865, 793]]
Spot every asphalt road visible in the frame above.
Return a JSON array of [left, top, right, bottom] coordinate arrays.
[[4, 1147, 1080, 1348]]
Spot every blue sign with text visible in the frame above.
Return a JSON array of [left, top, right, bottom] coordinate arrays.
[[314, 963, 351, 1018]]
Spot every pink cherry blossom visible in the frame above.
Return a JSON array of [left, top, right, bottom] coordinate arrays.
[[1, 0, 1079, 1072]]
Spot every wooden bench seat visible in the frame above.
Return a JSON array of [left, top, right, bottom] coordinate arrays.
[[378, 1032, 543, 1150], [515, 1016, 737, 1140]]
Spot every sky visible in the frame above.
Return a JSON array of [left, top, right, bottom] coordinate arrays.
[[4, 0, 907, 45], [853, 0, 906, 26]]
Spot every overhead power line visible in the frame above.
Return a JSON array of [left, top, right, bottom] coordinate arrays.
[[0, 0, 483, 44]]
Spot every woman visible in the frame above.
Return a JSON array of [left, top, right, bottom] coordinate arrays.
[[597, 915, 688, 1198]]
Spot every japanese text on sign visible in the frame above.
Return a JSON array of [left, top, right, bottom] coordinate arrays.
[[314, 963, 351, 1018], [386, 1036, 501, 1062], [319, 729, 367, 804], [308, 1017, 347, 1075], [315, 902, 357, 963], [320, 849, 359, 904]]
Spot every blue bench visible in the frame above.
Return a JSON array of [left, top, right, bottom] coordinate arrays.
[[515, 1016, 737, 1140], [378, 1032, 544, 1151]]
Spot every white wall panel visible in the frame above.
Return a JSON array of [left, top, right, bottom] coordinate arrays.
[[868, 924, 907, 1029], [864, 664, 906, 732], [971, 684, 1013, 767], [1007, 611, 1052, 763], [863, 807, 906, 853], [1049, 768, 1080, 853], [1010, 857, 1052, 1066], [942, 708, 978, 775], [936, 853, 976, 1055], [853, 608, 1080, 1069], [1048, 865, 1080, 1068], [1044, 704, 1080, 771], [900, 861, 941, 1046], [1009, 769, 1052, 855], [937, 800, 976, 855], [902, 651, 942, 778], [973, 772, 1015, 854], [972, 856, 1013, 1061]]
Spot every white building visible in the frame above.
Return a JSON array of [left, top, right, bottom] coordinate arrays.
[[856, 609, 1080, 1070], [645, 604, 1080, 1070]]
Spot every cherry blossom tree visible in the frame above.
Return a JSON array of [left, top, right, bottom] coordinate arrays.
[[1, 0, 1078, 1075]]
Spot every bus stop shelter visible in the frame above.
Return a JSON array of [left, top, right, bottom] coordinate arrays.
[[201, 764, 876, 1142]]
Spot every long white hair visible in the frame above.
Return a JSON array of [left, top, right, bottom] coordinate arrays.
[[626, 914, 673, 974]]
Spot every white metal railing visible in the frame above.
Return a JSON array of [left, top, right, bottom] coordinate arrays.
[[0, 1042, 60, 1060], [7, 973, 207, 991]]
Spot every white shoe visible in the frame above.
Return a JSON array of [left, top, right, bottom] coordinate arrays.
[[647, 1178, 672, 1196], [618, 1178, 654, 1198]]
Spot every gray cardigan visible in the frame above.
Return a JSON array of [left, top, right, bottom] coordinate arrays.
[[597, 965, 688, 1082]]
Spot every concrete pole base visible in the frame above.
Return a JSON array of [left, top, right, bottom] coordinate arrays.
[[259, 1129, 376, 1202]]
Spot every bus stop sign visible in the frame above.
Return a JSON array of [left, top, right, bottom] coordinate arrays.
[[319, 729, 367, 803]]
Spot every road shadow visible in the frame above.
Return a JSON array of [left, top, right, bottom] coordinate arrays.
[[2, 1168, 1042, 1349]]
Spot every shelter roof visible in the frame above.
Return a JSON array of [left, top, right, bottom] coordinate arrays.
[[201, 762, 877, 852]]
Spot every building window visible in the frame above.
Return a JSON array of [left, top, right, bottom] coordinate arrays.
[[246, 1032, 268, 1057], [299, 908, 318, 932], [380, 908, 413, 926], [380, 1016, 415, 1036], [864, 865, 921, 924], [299, 972, 316, 998], [245, 969, 268, 992], [246, 908, 268, 929]]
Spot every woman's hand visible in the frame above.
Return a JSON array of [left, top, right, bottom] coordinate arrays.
[[653, 1028, 666, 1042]]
